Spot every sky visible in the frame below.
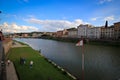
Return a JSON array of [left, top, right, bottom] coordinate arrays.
[[0, 0, 120, 33]]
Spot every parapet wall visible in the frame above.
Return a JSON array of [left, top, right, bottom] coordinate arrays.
[[3, 38, 13, 55]]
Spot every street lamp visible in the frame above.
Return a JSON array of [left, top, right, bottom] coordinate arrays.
[[0, 10, 3, 40], [0, 10, 6, 80], [0, 11, 2, 31]]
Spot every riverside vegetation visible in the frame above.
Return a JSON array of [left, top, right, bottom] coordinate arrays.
[[7, 42, 74, 80], [39, 36, 120, 47]]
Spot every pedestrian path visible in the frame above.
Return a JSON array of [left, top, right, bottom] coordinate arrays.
[[11, 42, 28, 48], [6, 41, 26, 80], [6, 62, 18, 80]]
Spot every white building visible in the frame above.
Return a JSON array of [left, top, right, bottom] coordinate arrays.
[[32, 32, 43, 38], [77, 24, 92, 38], [67, 28, 78, 38], [87, 27, 101, 39]]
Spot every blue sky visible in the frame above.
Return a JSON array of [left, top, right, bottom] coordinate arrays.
[[0, 0, 120, 33]]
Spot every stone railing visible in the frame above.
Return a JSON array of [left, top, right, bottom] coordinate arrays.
[[3, 38, 13, 55]]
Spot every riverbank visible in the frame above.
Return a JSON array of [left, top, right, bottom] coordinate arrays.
[[12, 38, 120, 80], [38, 37, 120, 47], [7, 41, 75, 80], [3, 38, 13, 54], [88, 39, 120, 47]]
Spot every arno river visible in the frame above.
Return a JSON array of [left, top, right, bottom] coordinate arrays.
[[15, 38, 120, 80]]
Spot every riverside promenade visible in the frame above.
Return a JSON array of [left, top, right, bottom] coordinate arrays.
[[6, 62, 18, 80], [6, 41, 27, 80], [7, 41, 75, 80], [0, 38, 12, 80], [0, 41, 6, 80]]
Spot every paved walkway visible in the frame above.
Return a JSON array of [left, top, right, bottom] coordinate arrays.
[[6, 62, 18, 80], [0, 41, 3, 77], [6, 41, 28, 80], [11, 42, 28, 48]]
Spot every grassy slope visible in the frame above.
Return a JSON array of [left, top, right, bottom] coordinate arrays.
[[8, 47, 73, 80]]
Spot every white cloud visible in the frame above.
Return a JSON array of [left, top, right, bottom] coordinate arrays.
[[91, 17, 103, 21], [3, 22, 9, 27], [2, 22, 38, 33], [25, 18, 88, 31], [91, 17, 100, 21], [104, 15, 114, 21], [91, 15, 116, 22], [99, 0, 113, 4]]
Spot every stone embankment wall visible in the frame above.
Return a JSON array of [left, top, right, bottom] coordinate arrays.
[[3, 38, 13, 55]]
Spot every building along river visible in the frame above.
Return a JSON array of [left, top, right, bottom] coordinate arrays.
[[15, 38, 120, 80]]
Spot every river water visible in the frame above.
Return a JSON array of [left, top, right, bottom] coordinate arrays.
[[15, 38, 120, 80]]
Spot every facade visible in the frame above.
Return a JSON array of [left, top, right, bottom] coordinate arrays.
[[0, 31, 4, 41], [87, 27, 94, 39], [101, 26, 114, 39], [87, 27, 101, 39], [56, 30, 63, 37], [33, 33, 42, 37], [52, 32, 57, 37], [0, 26, 2, 31], [94, 27, 101, 39], [22, 33, 29, 38], [62, 29, 68, 37], [43, 32, 54, 36], [67, 28, 78, 38], [77, 24, 92, 38], [32, 32, 43, 38], [32, 33, 38, 38], [9, 21, 120, 40], [12, 33, 20, 38], [114, 22, 120, 39]]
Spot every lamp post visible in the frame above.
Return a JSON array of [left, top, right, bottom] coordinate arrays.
[[0, 10, 6, 80], [0, 11, 2, 31]]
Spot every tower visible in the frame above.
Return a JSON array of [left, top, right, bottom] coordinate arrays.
[[105, 20, 108, 28]]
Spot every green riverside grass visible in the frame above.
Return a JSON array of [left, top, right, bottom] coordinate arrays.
[[7, 46, 74, 80]]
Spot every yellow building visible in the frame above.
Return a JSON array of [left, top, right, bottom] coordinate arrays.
[[101, 26, 114, 39], [114, 22, 120, 39]]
